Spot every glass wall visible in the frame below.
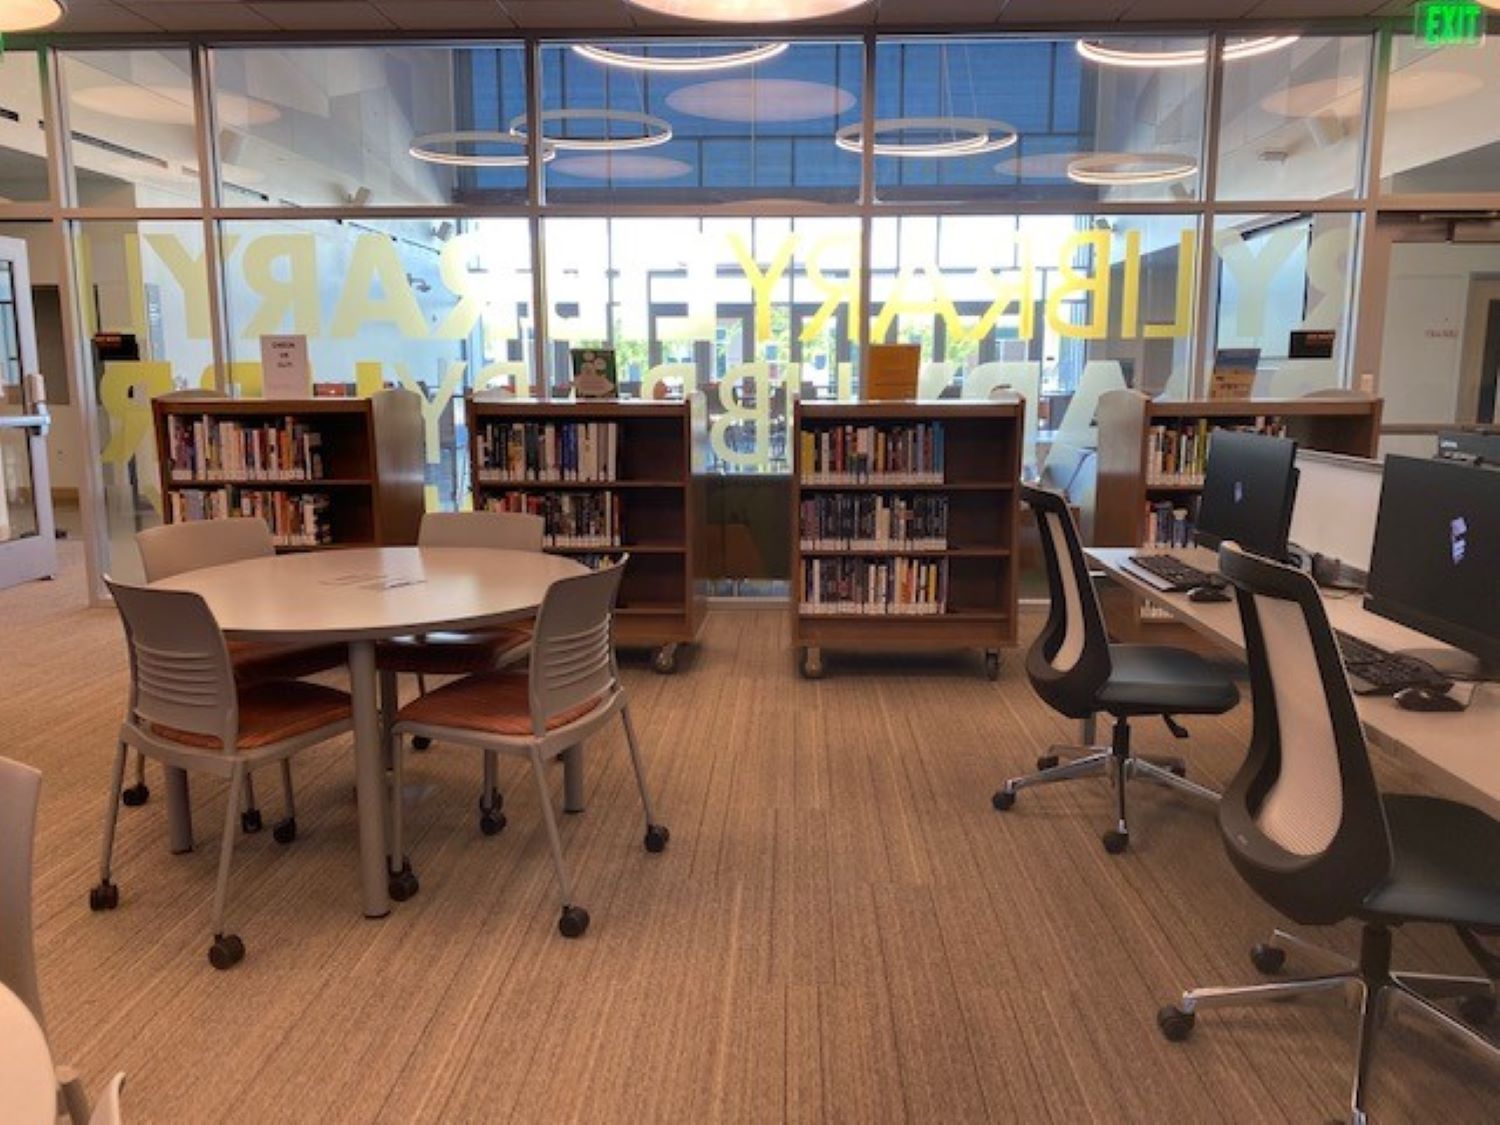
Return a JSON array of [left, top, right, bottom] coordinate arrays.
[[1381, 34, 1500, 195]]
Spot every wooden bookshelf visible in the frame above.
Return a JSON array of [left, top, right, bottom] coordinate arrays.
[[152, 390, 424, 551], [791, 399, 1023, 680], [468, 394, 708, 674], [1092, 390, 1382, 641]]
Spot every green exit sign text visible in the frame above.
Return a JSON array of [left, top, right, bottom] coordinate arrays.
[[1415, 1, 1485, 46]]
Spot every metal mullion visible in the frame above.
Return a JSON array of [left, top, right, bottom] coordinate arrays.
[[857, 31, 877, 396], [191, 45, 231, 394], [1344, 28, 1390, 393], [526, 36, 550, 399], [1192, 30, 1226, 400]]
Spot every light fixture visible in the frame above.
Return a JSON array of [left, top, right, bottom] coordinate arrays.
[[0, 0, 65, 32], [1066, 152, 1199, 186], [571, 42, 787, 73], [1076, 36, 1300, 69], [621, 1, 870, 23], [508, 109, 672, 152], [835, 117, 1018, 159], [409, 130, 555, 167], [667, 78, 854, 122]]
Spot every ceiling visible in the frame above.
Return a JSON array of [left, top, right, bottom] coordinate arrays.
[[50, 1, 1418, 38]]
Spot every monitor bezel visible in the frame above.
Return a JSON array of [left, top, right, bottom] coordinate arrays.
[[1193, 431, 1300, 562]]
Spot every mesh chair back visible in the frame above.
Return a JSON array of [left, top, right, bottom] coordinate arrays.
[[0, 756, 45, 1026], [418, 510, 544, 552], [1021, 485, 1111, 716], [1218, 543, 1392, 925], [107, 579, 238, 748], [136, 517, 273, 582], [527, 559, 626, 733]]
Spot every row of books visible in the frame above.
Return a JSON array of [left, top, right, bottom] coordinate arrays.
[[1145, 418, 1288, 486], [169, 489, 334, 547], [1143, 501, 1195, 550], [799, 423, 945, 484], [476, 422, 618, 484], [799, 494, 949, 551], [486, 490, 622, 548], [165, 414, 326, 482], [799, 557, 949, 616]]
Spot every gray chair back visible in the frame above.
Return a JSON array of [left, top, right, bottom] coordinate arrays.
[[527, 559, 626, 734], [136, 517, 274, 582], [0, 756, 46, 1027], [107, 579, 239, 749], [418, 510, 544, 552]]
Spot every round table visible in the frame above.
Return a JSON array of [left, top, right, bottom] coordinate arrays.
[[0, 984, 56, 1125], [153, 546, 588, 916]]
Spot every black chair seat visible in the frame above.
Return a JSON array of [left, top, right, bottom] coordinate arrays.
[[1096, 645, 1240, 716], [1362, 795, 1500, 930]]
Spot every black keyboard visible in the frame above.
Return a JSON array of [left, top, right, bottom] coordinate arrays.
[[1334, 630, 1453, 696], [1127, 553, 1221, 592]]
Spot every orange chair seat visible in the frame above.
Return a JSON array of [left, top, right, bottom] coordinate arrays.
[[151, 681, 352, 750], [395, 671, 604, 738], [375, 622, 533, 677], [229, 639, 346, 684]]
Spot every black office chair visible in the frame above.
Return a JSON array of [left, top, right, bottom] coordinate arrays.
[[993, 485, 1238, 852], [1157, 543, 1499, 1125]]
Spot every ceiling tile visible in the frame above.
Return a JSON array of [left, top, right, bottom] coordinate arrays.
[[248, 2, 398, 31], [998, 0, 1133, 24], [372, 1, 518, 30], [499, 1, 637, 30], [1121, 0, 1259, 19], [1247, 0, 1390, 16], [56, 1, 164, 33], [877, 0, 1005, 25], [124, 3, 279, 32]]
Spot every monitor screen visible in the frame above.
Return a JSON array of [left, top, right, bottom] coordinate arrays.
[[1365, 455, 1500, 669], [1195, 429, 1300, 560]]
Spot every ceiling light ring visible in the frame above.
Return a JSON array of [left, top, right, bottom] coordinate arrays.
[[1075, 36, 1300, 70], [571, 42, 789, 73], [620, 0, 870, 24], [1066, 152, 1199, 186], [0, 0, 65, 33], [508, 109, 674, 152], [834, 116, 1019, 160], [409, 130, 555, 168]]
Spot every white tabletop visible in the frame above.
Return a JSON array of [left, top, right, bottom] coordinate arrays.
[[0, 984, 56, 1125], [152, 547, 588, 643], [1090, 546, 1500, 820]]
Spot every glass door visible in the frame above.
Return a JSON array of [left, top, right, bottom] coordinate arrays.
[[0, 235, 56, 588]]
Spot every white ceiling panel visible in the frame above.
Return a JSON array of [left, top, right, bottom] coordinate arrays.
[[372, 2, 518, 30]]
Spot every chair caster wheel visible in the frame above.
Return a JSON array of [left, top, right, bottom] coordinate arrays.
[[1250, 942, 1287, 975], [477, 790, 504, 815], [412, 736, 432, 751], [1102, 830, 1129, 854], [121, 783, 149, 807], [1458, 992, 1496, 1027], [89, 880, 119, 911], [992, 789, 1016, 811], [1036, 755, 1059, 771], [241, 809, 263, 834], [1170, 763, 1187, 778], [644, 824, 670, 853], [479, 810, 507, 836], [388, 862, 419, 903], [208, 933, 245, 970], [272, 818, 297, 845], [1157, 1004, 1195, 1042], [559, 905, 590, 939]]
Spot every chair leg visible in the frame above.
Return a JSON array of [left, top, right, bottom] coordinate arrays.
[[207, 766, 248, 969], [1179, 971, 1359, 1014], [527, 747, 587, 937], [478, 750, 506, 835], [240, 771, 262, 834], [1260, 927, 1358, 974], [121, 748, 149, 806], [1106, 749, 1130, 853], [1126, 757, 1220, 803], [410, 675, 432, 751], [272, 759, 297, 844], [1389, 980, 1500, 1062], [1391, 971, 1496, 1002], [620, 705, 659, 826], [90, 743, 129, 910], [1349, 981, 1385, 1125], [385, 735, 418, 901], [56, 1067, 91, 1125]]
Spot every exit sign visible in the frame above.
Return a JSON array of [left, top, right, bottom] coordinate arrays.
[[1415, 1, 1485, 46]]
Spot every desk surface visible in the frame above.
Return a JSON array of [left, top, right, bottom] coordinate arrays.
[[0, 984, 56, 1125], [153, 547, 588, 644], [1088, 546, 1500, 820]]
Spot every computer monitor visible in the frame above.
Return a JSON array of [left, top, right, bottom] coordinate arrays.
[[1436, 430, 1500, 467], [1194, 429, 1300, 560], [1365, 455, 1500, 675]]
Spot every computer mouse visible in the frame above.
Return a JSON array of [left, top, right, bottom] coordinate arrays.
[[1393, 686, 1465, 713], [1188, 585, 1232, 604]]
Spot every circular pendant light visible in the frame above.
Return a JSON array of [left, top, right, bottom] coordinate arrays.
[[835, 117, 1018, 159], [621, 1, 871, 23], [409, 131, 555, 167], [509, 109, 673, 152], [571, 42, 788, 73], [1066, 152, 1198, 186], [1076, 36, 1299, 69], [0, 0, 66, 32]]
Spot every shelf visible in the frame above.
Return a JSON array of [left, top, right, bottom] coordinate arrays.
[[476, 479, 683, 490], [274, 541, 374, 553], [616, 602, 687, 617], [798, 546, 1010, 558], [1145, 482, 1204, 493], [546, 543, 685, 555], [796, 481, 1014, 492], [797, 610, 1009, 623], [167, 478, 373, 489]]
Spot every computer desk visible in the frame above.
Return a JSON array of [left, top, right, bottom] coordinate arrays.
[[1087, 546, 1500, 821]]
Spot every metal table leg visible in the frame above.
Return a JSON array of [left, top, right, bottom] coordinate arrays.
[[349, 639, 391, 918]]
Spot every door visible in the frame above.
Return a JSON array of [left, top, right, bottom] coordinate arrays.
[[0, 235, 56, 588]]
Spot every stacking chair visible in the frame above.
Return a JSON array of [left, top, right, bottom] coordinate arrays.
[[389, 558, 669, 938], [2, 755, 92, 1123], [131, 517, 345, 839], [376, 510, 544, 821], [1157, 544, 1499, 1124], [93, 580, 353, 969], [993, 486, 1239, 852]]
